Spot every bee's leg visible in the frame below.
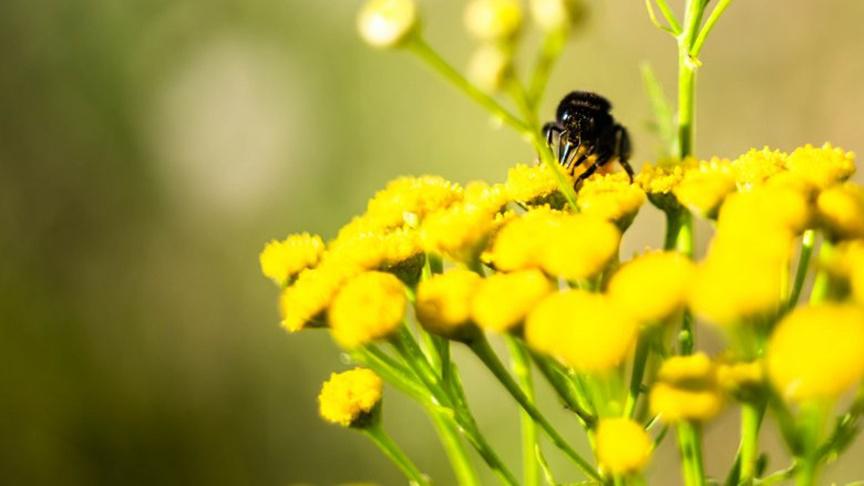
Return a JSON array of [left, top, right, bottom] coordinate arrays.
[[543, 122, 563, 147], [573, 162, 600, 189], [615, 124, 634, 182], [559, 141, 575, 167]]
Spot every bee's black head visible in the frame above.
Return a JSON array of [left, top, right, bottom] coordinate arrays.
[[555, 91, 612, 124]]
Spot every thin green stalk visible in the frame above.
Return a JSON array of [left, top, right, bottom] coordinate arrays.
[[676, 0, 708, 159], [352, 346, 428, 402], [505, 336, 540, 486], [528, 30, 567, 109], [427, 410, 482, 486], [739, 402, 763, 485], [530, 351, 596, 425], [677, 422, 706, 486], [625, 335, 651, 418], [787, 229, 816, 311], [654, 0, 682, 33], [364, 422, 431, 486], [794, 458, 817, 486], [691, 0, 735, 57], [469, 335, 602, 482], [809, 239, 834, 304]]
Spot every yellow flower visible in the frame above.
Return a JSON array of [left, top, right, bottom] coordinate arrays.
[[607, 251, 695, 325], [635, 162, 686, 195], [505, 163, 569, 205], [468, 45, 513, 93], [817, 183, 864, 241], [415, 268, 483, 339], [529, 0, 587, 32], [596, 418, 653, 476], [489, 207, 562, 271], [576, 172, 646, 228], [717, 361, 764, 396], [318, 368, 383, 427], [732, 147, 788, 188], [464, 0, 523, 41], [328, 227, 424, 275], [471, 269, 555, 333], [673, 158, 736, 217], [279, 264, 352, 332], [357, 0, 419, 48], [259, 233, 325, 286], [463, 180, 510, 213], [538, 214, 621, 281], [785, 143, 856, 190], [420, 204, 496, 262], [650, 353, 723, 423], [328, 271, 407, 348], [717, 186, 811, 236], [766, 304, 864, 403], [525, 290, 637, 372], [366, 176, 463, 230]]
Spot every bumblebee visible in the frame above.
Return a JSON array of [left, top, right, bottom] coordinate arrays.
[[542, 91, 634, 187]]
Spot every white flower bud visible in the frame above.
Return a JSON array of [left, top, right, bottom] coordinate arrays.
[[468, 45, 513, 92], [464, 0, 523, 42], [357, 0, 419, 48], [529, 0, 587, 32]]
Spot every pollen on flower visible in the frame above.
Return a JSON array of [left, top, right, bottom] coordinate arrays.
[[525, 290, 637, 373], [505, 163, 568, 205], [328, 227, 424, 275], [463, 180, 510, 213], [366, 175, 463, 230], [650, 353, 723, 423], [576, 172, 646, 228], [415, 268, 483, 339], [785, 143, 856, 189], [673, 158, 736, 217], [732, 147, 788, 188], [318, 368, 383, 427], [279, 264, 352, 332], [608, 251, 695, 326], [596, 418, 653, 476], [328, 271, 407, 348], [357, 0, 419, 49], [816, 183, 864, 241], [766, 304, 864, 403], [464, 0, 523, 41], [471, 269, 555, 333], [420, 203, 496, 262], [635, 162, 686, 195], [259, 233, 325, 286]]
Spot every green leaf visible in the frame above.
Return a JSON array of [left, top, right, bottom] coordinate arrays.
[[640, 62, 677, 159]]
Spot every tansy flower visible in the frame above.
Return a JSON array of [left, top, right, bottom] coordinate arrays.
[[537, 213, 621, 281], [529, 0, 587, 32], [607, 251, 695, 326], [717, 361, 764, 399], [463, 180, 510, 213], [635, 161, 687, 212], [259, 233, 325, 286], [471, 269, 555, 333], [717, 186, 811, 236], [328, 227, 424, 275], [525, 290, 637, 373], [505, 163, 569, 206], [766, 304, 864, 403], [464, 0, 523, 41], [576, 172, 646, 229], [318, 368, 384, 427], [366, 176, 463, 230], [732, 147, 787, 188], [785, 143, 856, 190], [420, 204, 496, 263], [415, 268, 483, 340], [489, 206, 562, 271], [673, 158, 736, 218], [328, 271, 407, 348], [357, 0, 419, 49], [816, 183, 864, 241], [650, 353, 723, 423], [280, 264, 353, 332], [595, 418, 653, 476]]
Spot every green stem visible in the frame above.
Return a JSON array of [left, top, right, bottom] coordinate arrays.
[[677, 422, 706, 486], [364, 422, 431, 486], [469, 335, 602, 482], [787, 229, 815, 311], [739, 402, 763, 485], [427, 410, 481, 486], [676, 0, 708, 159], [625, 335, 651, 418], [794, 458, 816, 486], [528, 30, 567, 109], [691, 0, 734, 57], [654, 0, 682, 33], [809, 239, 834, 304], [505, 336, 540, 486], [530, 351, 596, 425]]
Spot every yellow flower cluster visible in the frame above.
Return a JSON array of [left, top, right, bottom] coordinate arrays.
[[650, 353, 723, 423], [577, 172, 646, 228], [318, 368, 384, 427], [596, 417, 653, 476], [608, 251, 695, 326], [259, 233, 325, 286], [329, 271, 407, 349]]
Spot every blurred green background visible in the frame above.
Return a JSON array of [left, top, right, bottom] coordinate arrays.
[[2, 0, 863, 484]]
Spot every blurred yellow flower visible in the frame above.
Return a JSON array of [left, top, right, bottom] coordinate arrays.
[[420, 204, 495, 262], [319, 368, 383, 427], [366, 175, 463, 229], [329, 271, 407, 348], [415, 268, 483, 339], [357, 0, 419, 48], [785, 143, 855, 190], [525, 290, 637, 372], [280, 264, 353, 332], [471, 269, 554, 333], [673, 158, 736, 217], [608, 251, 695, 325], [766, 304, 864, 403], [596, 417, 653, 476], [717, 361, 764, 396], [259, 233, 325, 286], [464, 0, 523, 41], [577, 172, 646, 227], [529, 0, 587, 32], [650, 353, 723, 423], [468, 45, 513, 93], [817, 183, 864, 241], [505, 163, 568, 205], [732, 147, 787, 188]]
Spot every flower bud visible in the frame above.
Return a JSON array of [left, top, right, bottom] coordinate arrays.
[[468, 45, 513, 92], [529, 0, 587, 32], [357, 0, 419, 48], [464, 0, 523, 42]]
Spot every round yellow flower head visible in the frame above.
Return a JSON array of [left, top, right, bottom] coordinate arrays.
[[489, 207, 562, 271], [420, 204, 495, 262], [717, 361, 764, 398], [366, 175, 463, 229], [464, 0, 523, 41], [415, 268, 483, 339], [650, 353, 723, 423], [318, 368, 383, 427], [463, 180, 510, 213], [357, 0, 419, 48], [260, 233, 325, 286], [767, 304, 864, 403], [608, 251, 696, 326], [280, 264, 352, 332], [596, 418, 653, 476], [718, 186, 811, 236], [505, 163, 568, 206], [785, 143, 856, 190], [472, 269, 555, 333], [732, 147, 788, 188], [576, 172, 646, 228], [525, 290, 637, 372], [468, 45, 513, 93], [817, 183, 864, 241], [529, 0, 587, 32], [328, 227, 423, 275], [673, 158, 736, 217], [538, 213, 621, 281], [328, 271, 407, 348], [635, 161, 687, 211]]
